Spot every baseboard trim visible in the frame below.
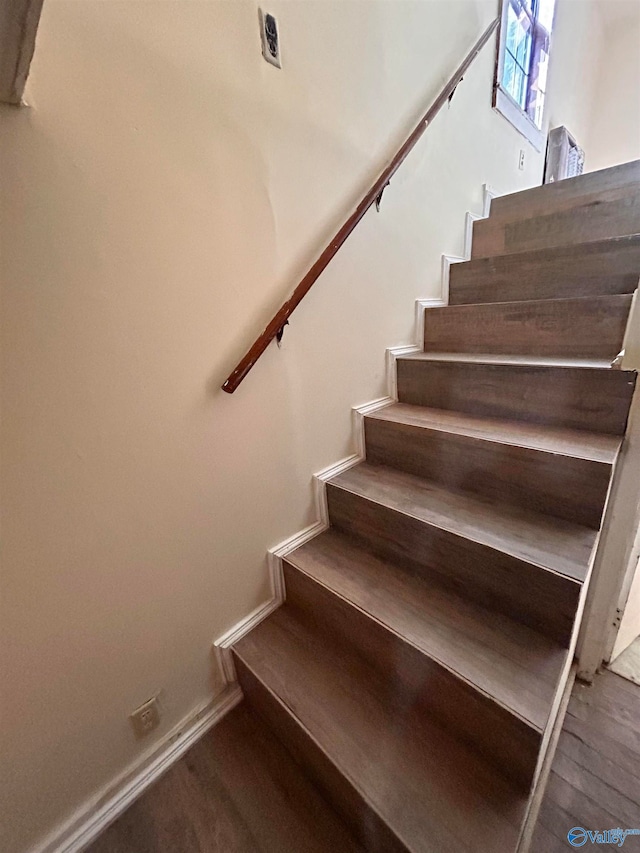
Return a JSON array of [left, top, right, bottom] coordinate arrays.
[[443, 182, 496, 283], [386, 345, 421, 399], [352, 397, 394, 455], [34, 179, 502, 853], [464, 211, 481, 260], [483, 184, 496, 218], [212, 452, 363, 684], [34, 685, 242, 853], [312, 453, 362, 526], [210, 182, 497, 694]]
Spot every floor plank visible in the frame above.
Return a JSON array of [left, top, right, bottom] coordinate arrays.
[[533, 670, 640, 850], [87, 703, 363, 853]]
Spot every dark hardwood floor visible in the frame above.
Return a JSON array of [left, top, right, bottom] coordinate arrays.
[[532, 669, 640, 851], [86, 703, 362, 853], [89, 669, 640, 853]]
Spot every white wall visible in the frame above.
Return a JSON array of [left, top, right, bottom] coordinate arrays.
[[545, 0, 605, 162], [586, 0, 640, 667], [0, 1, 620, 850], [612, 552, 640, 660], [589, 1, 640, 170]]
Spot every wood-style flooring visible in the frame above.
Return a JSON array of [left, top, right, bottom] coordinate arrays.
[[87, 669, 640, 852], [532, 670, 640, 851], [86, 703, 362, 853]]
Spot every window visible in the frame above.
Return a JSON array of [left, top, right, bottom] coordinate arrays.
[[494, 0, 556, 150]]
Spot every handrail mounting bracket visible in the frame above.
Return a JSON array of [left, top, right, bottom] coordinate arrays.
[[375, 181, 390, 212]]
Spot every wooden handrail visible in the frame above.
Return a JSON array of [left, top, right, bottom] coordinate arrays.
[[222, 18, 499, 393]]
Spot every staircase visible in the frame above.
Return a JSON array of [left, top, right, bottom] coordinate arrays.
[[229, 162, 640, 852]]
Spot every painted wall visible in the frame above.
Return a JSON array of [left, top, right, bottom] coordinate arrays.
[[585, 0, 640, 669], [612, 552, 640, 661], [589, 2, 640, 171], [0, 1, 624, 850], [545, 0, 605, 163]]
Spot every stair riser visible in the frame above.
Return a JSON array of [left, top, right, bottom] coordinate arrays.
[[327, 484, 581, 645], [488, 161, 640, 224], [473, 192, 640, 258], [423, 296, 632, 360], [396, 360, 636, 435], [449, 238, 640, 305], [234, 655, 409, 853], [284, 561, 540, 790], [364, 418, 612, 529]]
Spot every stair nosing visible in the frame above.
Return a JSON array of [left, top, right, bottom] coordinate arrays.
[[397, 352, 620, 369], [329, 466, 591, 584], [364, 404, 621, 464], [422, 292, 635, 311], [284, 549, 548, 733], [453, 232, 640, 267]]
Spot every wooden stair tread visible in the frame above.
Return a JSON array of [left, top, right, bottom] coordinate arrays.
[[287, 529, 565, 731], [368, 403, 620, 463], [331, 462, 595, 582], [234, 606, 527, 853], [400, 351, 615, 369]]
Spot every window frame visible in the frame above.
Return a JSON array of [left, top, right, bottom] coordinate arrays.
[[493, 0, 554, 151]]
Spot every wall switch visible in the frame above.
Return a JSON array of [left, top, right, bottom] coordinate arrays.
[[130, 696, 161, 738], [259, 10, 281, 68], [518, 149, 526, 170]]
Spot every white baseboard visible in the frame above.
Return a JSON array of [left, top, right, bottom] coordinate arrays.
[[441, 254, 462, 303], [211, 179, 498, 692], [312, 453, 362, 525], [212, 452, 364, 686], [352, 396, 394, 455], [34, 685, 242, 853], [483, 184, 496, 218], [443, 182, 496, 274], [386, 345, 421, 399], [212, 401, 394, 687], [32, 179, 501, 853], [464, 210, 481, 260]]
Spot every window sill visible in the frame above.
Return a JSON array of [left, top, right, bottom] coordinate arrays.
[[493, 86, 545, 152]]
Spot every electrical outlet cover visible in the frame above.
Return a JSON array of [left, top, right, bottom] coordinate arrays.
[[259, 9, 281, 68], [130, 696, 161, 738]]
